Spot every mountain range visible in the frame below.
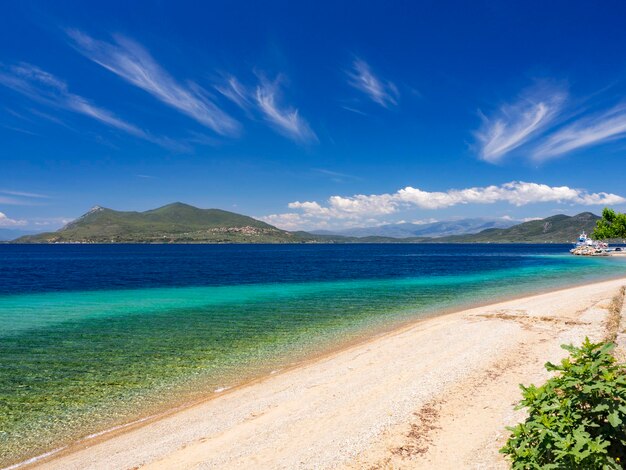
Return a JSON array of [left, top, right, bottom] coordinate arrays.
[[12, 203, 604, 244], [434, 212, 602, 243], [312, 218, 518, 238]]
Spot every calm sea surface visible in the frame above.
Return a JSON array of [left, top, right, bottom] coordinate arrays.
[[1, 243, 626, 465]]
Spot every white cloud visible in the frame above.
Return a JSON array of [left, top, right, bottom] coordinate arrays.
[[31, 217, 74, 226], [0, 196, 30, 205], [262, 181, 624, 229], [0, 189, 50, 206], [475, 82, 626, 163], [215, 73, 317, 144], [67, 30, 240, 136], [312, 168, 361, 182], [0, 189, 49, 198], [0, 63, 181, 150], [0, 212, 27, 227], [347, 58, 398, 108], [341, 105, 369, 116], [255, 77, 317, 144], [412, 218, 439, 225], [474, 83, 567, 163], [214, 75, 254, 112], [260, 212, 309, 231], [533, 104, 626, 159]]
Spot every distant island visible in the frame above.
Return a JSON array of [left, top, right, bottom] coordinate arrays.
[[13, 203, 604, 244]]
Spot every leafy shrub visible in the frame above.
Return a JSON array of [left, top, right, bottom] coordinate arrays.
[[501, 338, 626, 469]]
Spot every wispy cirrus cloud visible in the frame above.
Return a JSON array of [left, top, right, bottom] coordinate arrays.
[[0, 196, 30, 205], [475, 81, 626, 163], [261, 181, 624, 229], [214, 75, 254, 113], [215, 73, 317, 144], [256, 77, 317, 144], [0, 189, 49, 198], [533, 104, 626, 160], [312, 168, 362, 183], [0, 124, 39, 136], [67, 30, 240, 137], [0, 189, 47, 206], [0, 63, 182, 149], [474, 83, 567, 163], [346, 58, 399, 108], [0, 194, 42, 206]]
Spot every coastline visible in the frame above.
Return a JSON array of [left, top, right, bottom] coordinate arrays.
[[16, 275, 626, 470]]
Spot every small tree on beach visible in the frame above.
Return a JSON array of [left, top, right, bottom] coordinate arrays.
[[501, 339, 626, 469], [593, 208, 626, 240]]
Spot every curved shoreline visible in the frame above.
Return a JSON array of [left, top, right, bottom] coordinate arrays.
[[9, 275, 626, 469]]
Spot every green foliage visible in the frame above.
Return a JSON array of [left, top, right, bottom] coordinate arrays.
[[15, 203, 303, 243], [501, 338, 626, 469], [593, 208, 626, 240]]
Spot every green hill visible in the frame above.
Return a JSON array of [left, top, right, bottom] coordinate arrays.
[[13, 205, 605, 244], [432, 212, 601, 243], [16, 203, 306, 243]]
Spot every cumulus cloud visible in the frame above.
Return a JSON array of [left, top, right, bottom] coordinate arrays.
[[262, 181, 625, 229], [0, 212, 27, 227], [474, 83, 567, 163], [0, 63, 181, 149], [347, 58, 398, 107], [67, 30, 240, 136], [260, 212, 309, 231]]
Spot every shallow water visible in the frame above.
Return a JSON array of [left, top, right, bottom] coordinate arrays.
[[1, 244, 625, 465]]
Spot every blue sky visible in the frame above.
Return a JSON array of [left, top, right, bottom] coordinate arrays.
[[2, 0, 626, 231]]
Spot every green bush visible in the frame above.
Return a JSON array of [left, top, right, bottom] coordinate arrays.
[[501, 338, 626, 469]]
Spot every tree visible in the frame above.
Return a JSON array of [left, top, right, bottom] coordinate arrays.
[[593, 208, 626, 240]]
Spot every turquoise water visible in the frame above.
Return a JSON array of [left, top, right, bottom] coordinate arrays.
[[1, 244, 625, 466]]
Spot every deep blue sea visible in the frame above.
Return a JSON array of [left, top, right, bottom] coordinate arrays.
[[1, 243, 625, 466]]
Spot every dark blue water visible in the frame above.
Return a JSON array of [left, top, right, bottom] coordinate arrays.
[[0, 243, 585, 295]]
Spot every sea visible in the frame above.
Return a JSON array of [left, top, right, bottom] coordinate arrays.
[[1, 243, 626, 466]]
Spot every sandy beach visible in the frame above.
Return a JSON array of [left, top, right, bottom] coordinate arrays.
[[22, 277, 626, 470]]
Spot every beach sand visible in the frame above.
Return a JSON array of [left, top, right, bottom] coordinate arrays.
[[27, 277, 626, 470]]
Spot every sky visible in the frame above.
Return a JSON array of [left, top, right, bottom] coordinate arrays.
[[2, 0, 626, 232]]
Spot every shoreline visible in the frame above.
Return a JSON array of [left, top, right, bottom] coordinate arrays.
[[7, 242, 626, 245], [12, 275, 626, 470], [5, 267, 626, 467]]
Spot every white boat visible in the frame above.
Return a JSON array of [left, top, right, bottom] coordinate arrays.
[[575, 231, 594, 247], [570, 231, 610, 255]]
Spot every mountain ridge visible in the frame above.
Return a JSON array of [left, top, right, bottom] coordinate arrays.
[[431, 212, 602, 243], [312, 217, 518, 238], [12, 204, 605, 244], [16, 203, 301, 244]]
